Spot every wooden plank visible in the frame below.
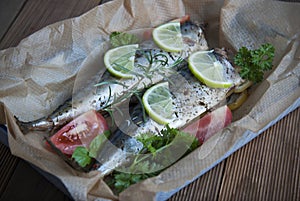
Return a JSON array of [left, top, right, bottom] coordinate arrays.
[[0, 143, 19, 196], [218, 107, 300, 201], [0, 159, 72, 201], [169, 161, 225, 201], [0, 0, 26, 40], [0, 0, 102, 50]]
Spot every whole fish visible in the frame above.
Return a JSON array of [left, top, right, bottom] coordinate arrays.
[[17, 20, 208, 134], [96, 50, 242, 175]]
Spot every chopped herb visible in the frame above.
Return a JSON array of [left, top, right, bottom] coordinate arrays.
[[110, 32, 140, 48], [234, 43, 275, 83]]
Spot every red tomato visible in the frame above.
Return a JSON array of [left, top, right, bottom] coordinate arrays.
[[182, 105, 232, 144], [49, 110, 109, 155]]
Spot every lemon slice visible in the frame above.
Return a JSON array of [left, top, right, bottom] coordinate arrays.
[[188, 51, 233, 88], [104, 44, 139, 79], [142, 82, 174, 125], [152, 22, 184, 52]]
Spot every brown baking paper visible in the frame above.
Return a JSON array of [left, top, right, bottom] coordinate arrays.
[[0, 0, 300, 200]]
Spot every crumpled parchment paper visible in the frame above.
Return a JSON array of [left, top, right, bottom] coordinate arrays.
[[0, 0, 299, 200]]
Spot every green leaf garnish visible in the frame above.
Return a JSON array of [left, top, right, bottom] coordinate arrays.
[[71, 131, 110, 167], [110, 32, 140, 48], [234, 43, 275, 83], [71, 147, 91, 168]]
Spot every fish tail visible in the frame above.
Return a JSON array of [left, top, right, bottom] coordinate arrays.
[[16, 117, 54, 134]]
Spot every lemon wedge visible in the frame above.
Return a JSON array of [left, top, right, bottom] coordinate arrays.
[[152, 22, 184, 52], [142, 82, 174, 125], [188, 51, 233, 88], [104, 44, 139, 79]]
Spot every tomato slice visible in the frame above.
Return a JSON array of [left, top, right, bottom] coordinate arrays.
[[182, 105, 232, 144], [49, 110, 109, 155]]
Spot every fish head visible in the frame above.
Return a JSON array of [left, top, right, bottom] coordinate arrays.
[[181, 20, 209, 54]]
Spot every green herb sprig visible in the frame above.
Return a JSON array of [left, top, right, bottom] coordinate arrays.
[[234, 43, 275, 83], [107, 125, 199, 194]]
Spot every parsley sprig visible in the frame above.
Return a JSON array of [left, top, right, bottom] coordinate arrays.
[[234, 43, 275, 83], [106, 125, 199, 194]]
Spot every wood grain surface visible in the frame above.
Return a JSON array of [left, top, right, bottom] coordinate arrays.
[[0, 0, 299, 201]]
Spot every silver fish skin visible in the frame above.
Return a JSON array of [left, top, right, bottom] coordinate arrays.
[[96, 50, 242, 175], [17, 21, 208, 134]]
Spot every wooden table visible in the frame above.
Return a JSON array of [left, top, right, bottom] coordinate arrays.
[[0, 0, 299, 200]]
